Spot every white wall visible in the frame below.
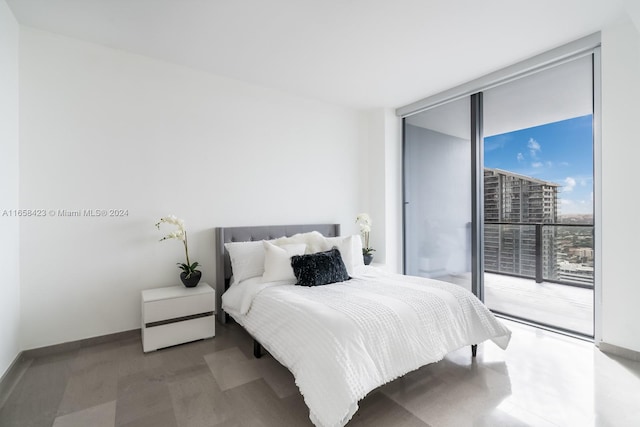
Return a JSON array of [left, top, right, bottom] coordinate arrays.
[[383, 110, 403, 273], [360, 110, 386, 263], [600, 17, 640, 353], [19, 28, 363, 350], [359, 109, 402, 273], [0, 0, 20, 378]]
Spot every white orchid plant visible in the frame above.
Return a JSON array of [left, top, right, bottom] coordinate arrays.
[[155, 215, 200, 278], [355, 213, 375, 256]]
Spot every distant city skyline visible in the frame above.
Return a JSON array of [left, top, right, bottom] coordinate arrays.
[[484, 115, 593, 215]]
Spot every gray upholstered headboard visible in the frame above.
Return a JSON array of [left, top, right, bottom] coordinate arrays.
[[215, 223, 340, 323]]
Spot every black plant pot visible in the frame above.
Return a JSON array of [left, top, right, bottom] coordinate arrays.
[[180, 271, 202, 288], [363, 254, 374, 265]]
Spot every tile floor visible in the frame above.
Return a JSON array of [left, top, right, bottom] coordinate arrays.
[[1, 319, 639, 427]]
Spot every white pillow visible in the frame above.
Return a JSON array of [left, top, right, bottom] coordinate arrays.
[[262, 241, 307, 282], [351, 234, 365, 268], [273, 231, 328, 254], [304, 231, 332, 253], [325, 234, 365, 276], [224, 240, 267, 283]]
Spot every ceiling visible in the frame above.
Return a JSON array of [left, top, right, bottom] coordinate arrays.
[[406, 54, 593, 138], [6, 0, 635, 110]]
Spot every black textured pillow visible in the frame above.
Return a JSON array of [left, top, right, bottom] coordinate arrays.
[[291, 248, 350, 287]]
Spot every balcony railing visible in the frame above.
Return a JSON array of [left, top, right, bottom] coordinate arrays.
[[484, 222, 594, 288]]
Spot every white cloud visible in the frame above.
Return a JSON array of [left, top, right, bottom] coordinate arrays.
[[517, 152, 524, 162], [560, 193, 594, 215], [560, 197, 594, 214], [532, 162, 543, 168], [564, 177, 576, 192], [559, 161, 569, 166], [528, 138, 541, 158], [485, 139, 505, 152]]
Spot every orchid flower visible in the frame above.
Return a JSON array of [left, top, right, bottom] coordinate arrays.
[[355, 213, 375, 255], [156, 215, 200, 277]]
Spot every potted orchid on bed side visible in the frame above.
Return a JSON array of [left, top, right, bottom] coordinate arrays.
[[356, 213, 375, 265], [155, 215, 201, 288]]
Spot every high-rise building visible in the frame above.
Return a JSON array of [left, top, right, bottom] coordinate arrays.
[[484, 168, 559, 279]]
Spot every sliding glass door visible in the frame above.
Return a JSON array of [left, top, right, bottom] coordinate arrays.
[[403, 97, 472, 292], [402, 52, 597, 338], [482, 54, 595, 336]]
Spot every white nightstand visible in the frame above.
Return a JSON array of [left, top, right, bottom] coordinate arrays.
[[141, 283, 215, 352]]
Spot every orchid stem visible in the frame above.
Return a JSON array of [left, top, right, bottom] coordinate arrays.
[[184, 231, 191, 267]]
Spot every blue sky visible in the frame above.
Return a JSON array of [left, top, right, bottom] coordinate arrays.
[[484, 115, 593, 215]]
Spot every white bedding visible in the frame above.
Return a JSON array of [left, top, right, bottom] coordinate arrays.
[[222, 267, 511, 427]]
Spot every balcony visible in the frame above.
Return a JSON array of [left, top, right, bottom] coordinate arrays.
[[484, 272, 593, 336], [484, 222, 594, 337]]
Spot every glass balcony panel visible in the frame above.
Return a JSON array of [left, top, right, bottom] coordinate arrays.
[[484, 222, 594, 336]]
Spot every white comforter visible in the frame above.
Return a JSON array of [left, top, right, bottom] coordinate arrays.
[[222, 268, 511, 427]]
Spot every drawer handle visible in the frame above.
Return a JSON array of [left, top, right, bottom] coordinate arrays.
[[145, 311, 214, 328]]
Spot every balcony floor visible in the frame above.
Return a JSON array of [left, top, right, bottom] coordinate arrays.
[[484, 272, 594, 336]]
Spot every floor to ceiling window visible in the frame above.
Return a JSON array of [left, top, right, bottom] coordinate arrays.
[[400, 36, 599, 338], [482, 55, 595, 337]]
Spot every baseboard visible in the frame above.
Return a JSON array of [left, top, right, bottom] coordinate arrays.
[[22, 329, 140, 359], [599, 342, 640, 361], [0, 352, 32, 410]]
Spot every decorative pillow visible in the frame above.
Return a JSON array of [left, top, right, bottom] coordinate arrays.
[[262, 241, 307, 282], [224, 240, 267, 283], [291, 248, 350, 287], [324, 235, 365, 275]]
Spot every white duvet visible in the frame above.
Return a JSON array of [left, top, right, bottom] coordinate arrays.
[[222, 267, 511, 427]]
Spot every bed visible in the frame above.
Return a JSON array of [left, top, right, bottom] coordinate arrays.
[[216, 224, 511, 427]]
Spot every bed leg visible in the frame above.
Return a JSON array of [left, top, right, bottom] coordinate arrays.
[[253, 340, 263, 359], [471, 344, 477, 358]]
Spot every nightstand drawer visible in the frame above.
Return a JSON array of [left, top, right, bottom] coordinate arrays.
[[142, 315, 215, 352], [143, 293, 214, 324]]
